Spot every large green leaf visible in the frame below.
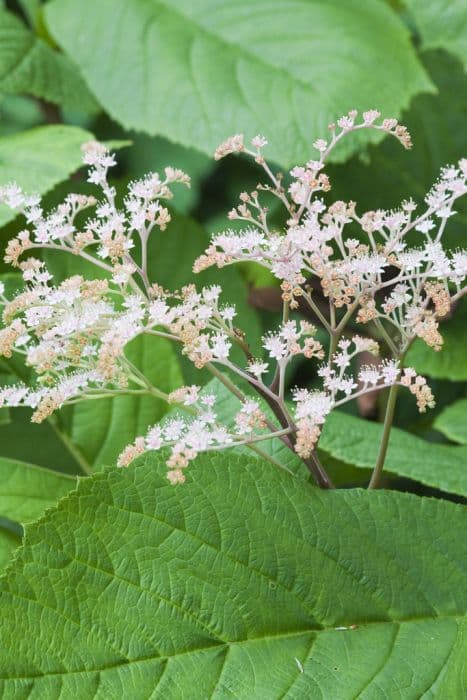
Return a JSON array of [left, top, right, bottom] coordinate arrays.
[[0, 124, 93, 227], [0, 7, 97, 111], [434, 398, 467, 445], [69, 335, 183, 467], [45, 0, 433, 167], [0, 452, 465, 697], [405, 0, 467, 71], [320, 410, 467, 496], [0, 456, 75, 571], [0, 456, 75, 523]]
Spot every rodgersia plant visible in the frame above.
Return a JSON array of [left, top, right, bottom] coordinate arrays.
[[1, 110, 466, 489]]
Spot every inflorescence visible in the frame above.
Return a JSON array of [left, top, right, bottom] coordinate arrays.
[[0, 110, 466, 486]]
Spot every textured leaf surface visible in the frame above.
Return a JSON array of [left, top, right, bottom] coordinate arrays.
[[0, 8, 96, 110], [45, 0, 432, 166], [321, 411, 467, 497], [70, 335, 183, 467], [0, 456, 75, 522], [0, 526, 20, 570], [434, 398, 467, 445], [0, 125, 93, 226], [405, 0, 467, 70], [0, 452, 465, 698]]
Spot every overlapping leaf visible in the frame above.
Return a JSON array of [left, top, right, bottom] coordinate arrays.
[[405, 0, 467, 71], [0, 526, 20, 570], [45, 0, 432, 167], [0, 457, 76, 570], [0, 8, 96, 111], [0, 452, 465, 697], [320, 411, 467, 496], [0, 456, 75, 523], [434, 398, 467, 445], [0, 124, 94, 226]]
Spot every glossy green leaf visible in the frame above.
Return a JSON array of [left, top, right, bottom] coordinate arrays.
[[434, 398, 467, 445], [0, 452, 465, 697], [69, 335, 183, 467], [320, 410, 467, 496], [405, 0, 467, 71], [45, 0, 432, 167], [0, 124, 93, 227], [0, 8, 97, 111], [0, 456, 75, 523]]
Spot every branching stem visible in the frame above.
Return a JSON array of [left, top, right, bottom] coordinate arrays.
[[368, 382, 399, 489]]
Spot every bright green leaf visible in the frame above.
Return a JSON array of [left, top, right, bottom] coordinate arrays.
[[0, 8, 97, 111], [434, 398, 467, 445], [0, 124, 93, 227], [0, 456, 75, 523], [45, 0, 433, 167], [0, 453, 465, 697], [405, 0, 467, 71], [320, 410, 467, 496], [0, 525, 20, 570]]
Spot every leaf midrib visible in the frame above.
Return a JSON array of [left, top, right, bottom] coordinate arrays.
[[151, 0, 405, 100], [107, 0, 324, 96], [1, 616, 462, 682]]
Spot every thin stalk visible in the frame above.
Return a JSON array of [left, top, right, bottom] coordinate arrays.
[[374, 318, 399, 356], [305, 454, 334, 489], [328, 330, 339, 366], [247, 443, 294, 475], [48, 416, 93, 476], [368, 382, 399, 489], [302, 291, 331, 332]]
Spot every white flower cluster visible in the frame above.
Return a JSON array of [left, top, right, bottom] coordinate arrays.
[[0, 111, 464, 487], [195, 113, 467, 355], [117, 387, 269, 484], [2, 141, 190, 275], [291, 336, 434, 460]]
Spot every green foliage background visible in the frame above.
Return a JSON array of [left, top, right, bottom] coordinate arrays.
[[0, 0, 466, 696]]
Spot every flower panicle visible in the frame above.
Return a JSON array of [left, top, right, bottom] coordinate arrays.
[[0, 110, 465, 485]]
